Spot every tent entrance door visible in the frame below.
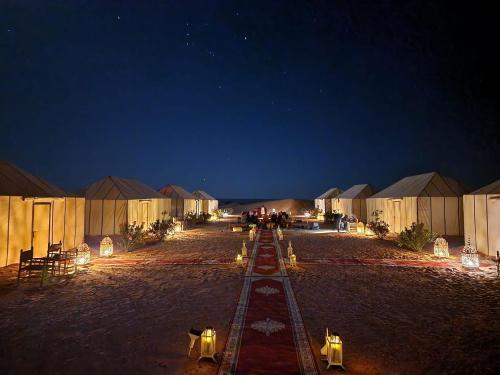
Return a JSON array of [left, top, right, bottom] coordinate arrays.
[[139, 201, 150, 228], [32, 203, 51, 258], [393, 200, 402, 233]]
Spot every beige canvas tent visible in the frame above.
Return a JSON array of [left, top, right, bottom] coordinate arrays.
[[366, 172, 466, 235], [192, 190, 218, 214], [463, 180, 500, 256], [85, 176, 171, 236], [159, 184, 197, 218], [314, 187, 342, 213], [0, 161, 84, 266], [332, 184, 375, 222]]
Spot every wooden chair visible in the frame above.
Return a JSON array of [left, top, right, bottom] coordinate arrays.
[[47, 241, 62, 276], [47, 241, 76, 276], [17, 248, 48, 286], [59, 248, 77, 275]]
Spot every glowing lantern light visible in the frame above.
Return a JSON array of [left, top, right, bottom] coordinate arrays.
[[277, 226, 283, 240], [356, 221, 365, 234], [365, 225, 375, 236], [100, 236, 113, 257], [323, 329, 343, 370], [235, 254, 243, 267], [249, 229, 255, 241], [199, 327, 216, 361], [461, 237, 479, 269], [76, 243, 91, 266], [287, 241, 293, 257], [174, 221, 183, 233], [434, 237, 449, 258], [289, 254, 297, 267], [241, 241, 247, 257], [348, 222, 357, 233]]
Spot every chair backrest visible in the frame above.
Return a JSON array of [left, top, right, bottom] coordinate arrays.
[[47, 241, 62, 259], [20, 248, 34, 263]]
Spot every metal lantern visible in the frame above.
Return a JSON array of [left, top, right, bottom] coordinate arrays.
[[289, 254, 297, 267], [321, 329, 343, 370], [277, 227, 283, 240], [348, 222, 357, 233], [200, 327, 216, 361], [325, 331, 343, 369], [461, 237, 479, 269], [236, 254, 243, 267], [287, 241, 293, 257], [174, 221, 183, 233], [365, 226, 375, 236], [76, 243, 91, 265], [356, 221, 365, 234], [434, 237, 449, 258], [241, 241, 247, 257], [99, 236, 113, 257], [249, 229, 255, 241]]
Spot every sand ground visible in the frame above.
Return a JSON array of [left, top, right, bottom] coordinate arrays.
[[280, 230, 500, 375], [0, 223, 246, 375], [1, 224, 499, 375]]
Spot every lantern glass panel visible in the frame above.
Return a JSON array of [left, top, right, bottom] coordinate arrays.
[[100, 236, 113, 257], [434, 237, 449, 258], [76, 243, 91, 265]]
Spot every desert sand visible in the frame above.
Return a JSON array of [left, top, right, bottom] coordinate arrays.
[[1, 224, 499, 375], [280, 230, 500, 375], [0, 223, 247, 375]]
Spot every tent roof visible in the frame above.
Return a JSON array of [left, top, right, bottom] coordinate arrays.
[[371, 172, 466, 198], [470, 179, 500, 195], [192, 190, 217, 200], [316, 187, 342, 199], [0, 160, 67, 197], [86, 176, 165, 200], [338, 184, 374, 199], [159, 184, 196, 199]]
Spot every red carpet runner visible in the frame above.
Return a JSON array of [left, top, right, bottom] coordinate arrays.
[[218, 230, 317, 374]]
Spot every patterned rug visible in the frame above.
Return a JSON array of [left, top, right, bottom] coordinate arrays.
[[218, 230, 318, 374]]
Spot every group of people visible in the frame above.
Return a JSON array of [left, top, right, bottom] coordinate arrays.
[[242, 208, 290, 229], [330, 211, 353, 231]]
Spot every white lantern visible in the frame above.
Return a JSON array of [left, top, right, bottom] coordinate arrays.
[[249, 229, 254, 241], [325, 331, 343, 369], [76, 243, 91, 265], [241, 241, 247, 257], [289, 254, 297, 267], [461, 237, 479, 269], [277, 227, 283, 240], [199, 327, 216, 361], [236, 254, 243, 267], [357, 221, 365, 234], [434, 237, 449, 258], [174, 221, 183, 233], [287, 241, 293, 257], [100, 236, 113, 257]]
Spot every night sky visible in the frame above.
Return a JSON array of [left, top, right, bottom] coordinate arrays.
[[1, 1, 499, 198]]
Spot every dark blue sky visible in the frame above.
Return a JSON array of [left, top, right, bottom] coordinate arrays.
[[1, 1, 499, 198]]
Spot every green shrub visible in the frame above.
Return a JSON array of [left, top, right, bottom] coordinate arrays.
[[367, 210, 390, 239], [212, 209, 224, 219], [396, 222, 437, 251], [120, 222, 145, 251], [148, 218, 174, 241], [185, 211, 212, 225]]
